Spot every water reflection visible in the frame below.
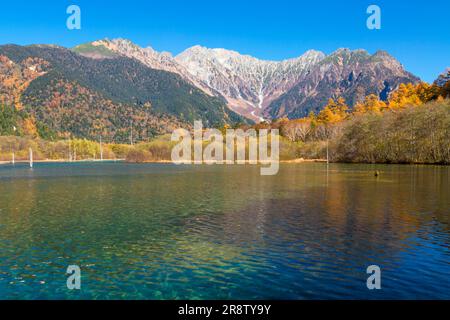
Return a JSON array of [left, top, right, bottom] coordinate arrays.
[[0, 163, 449, 299]]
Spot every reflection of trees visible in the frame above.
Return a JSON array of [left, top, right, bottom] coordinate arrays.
[[191, 164, 450, 265], [0, 178, 37, 238], [1, 164, 449, 298]]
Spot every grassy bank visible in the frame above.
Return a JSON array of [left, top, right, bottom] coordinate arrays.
[[0, 136, 130, 161], [0, 133, 306, 163], [1, 100, 449, 165]]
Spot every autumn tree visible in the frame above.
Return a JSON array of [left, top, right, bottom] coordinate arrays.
[[353, 94, 387, 114], [388, 83, 423, 109], [317, 98, 349, 124], [442, 81, 450, 98], [280, 118, 312, 142]]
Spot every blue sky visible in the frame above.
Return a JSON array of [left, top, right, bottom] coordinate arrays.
[[0, 0, 448, 82]]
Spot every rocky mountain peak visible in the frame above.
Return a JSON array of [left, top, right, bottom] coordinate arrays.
[[268, 48, 419, 119], [75, 39, 217, 97], [434, 68, 450, 87], [175, 46, 326, 121], [71, 38, 420, 122]]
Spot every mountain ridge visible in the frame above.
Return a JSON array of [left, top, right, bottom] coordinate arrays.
[[268, 48, 419, 118], [0, 43, 247, 142], [0, 38, 423, 141], [74, 38, 420, 121]]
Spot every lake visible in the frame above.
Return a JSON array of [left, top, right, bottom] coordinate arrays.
[[0, 162, 449, 299]]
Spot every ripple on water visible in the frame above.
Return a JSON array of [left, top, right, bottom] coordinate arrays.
[[0, 163, 449, 299]]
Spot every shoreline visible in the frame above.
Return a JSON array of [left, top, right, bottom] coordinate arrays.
[[0, 158, 325, 165], [0, 159, 124, 165], [1, 158, 448, 166], [132, 159, 328, 164]]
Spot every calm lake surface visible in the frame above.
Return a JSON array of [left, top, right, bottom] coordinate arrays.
[[0, 162, 449, 299]]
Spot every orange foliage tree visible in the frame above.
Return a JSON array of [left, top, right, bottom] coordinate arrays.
[[354, 94, 387, 114], [316, 97, 349, 124], [388, 83, 425, 109]]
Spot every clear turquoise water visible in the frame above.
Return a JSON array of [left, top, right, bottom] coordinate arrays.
[[0, 162, 449, 299]]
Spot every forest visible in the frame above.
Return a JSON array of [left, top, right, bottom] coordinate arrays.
[[1, 80, 449, 164]]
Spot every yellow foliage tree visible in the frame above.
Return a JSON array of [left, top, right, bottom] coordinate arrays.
[[388, 83, 423, 109], [354, 94, 387, 114], [317, 98, 349, 124], [415, 82, 443, 103], [21, 117, 38, 138]]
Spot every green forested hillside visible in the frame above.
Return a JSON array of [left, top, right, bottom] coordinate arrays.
[[0, 44, 247, 142]]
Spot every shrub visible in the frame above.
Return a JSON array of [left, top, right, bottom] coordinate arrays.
[[125, 149, 152, 163]]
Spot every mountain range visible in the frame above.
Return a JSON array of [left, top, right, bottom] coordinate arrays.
[[0, 43, 245, 141], [0, 38, 430, 141], [74, 39, 420, 121]]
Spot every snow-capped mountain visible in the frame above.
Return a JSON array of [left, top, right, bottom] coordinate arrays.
[[176, 47, 419, 120], [175, 46, 325, 122], [175, 46, 325, 121], [73, 39, 420, 122]]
